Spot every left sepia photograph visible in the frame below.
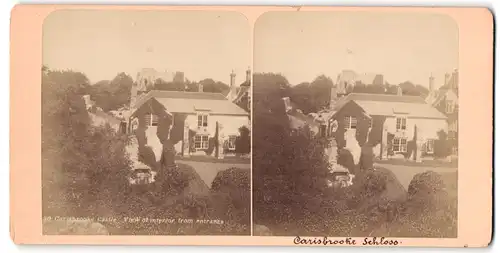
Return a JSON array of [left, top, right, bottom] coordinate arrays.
[[41, 10, 252, 235]]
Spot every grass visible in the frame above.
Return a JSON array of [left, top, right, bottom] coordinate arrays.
[[176, 155, 250, 165], [375, 157, 458, 168]]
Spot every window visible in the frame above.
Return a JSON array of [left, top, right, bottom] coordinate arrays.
[[246, 92, 251, 111], [144, 113, 158, 126], [396, 117, 407, 131], [197, 114, 208, 127], [227, 135, 237, 151], [319, 125, 327, 137], [445, 100, 454, 113], [194, 135, 209, 150], [449, 120, 458, 132], [344, 116, 357, 129], [425, 139, 435, 153], [145, 113, 151, 126], [393, 137, 407, 153], [448, 131, 457, 139], [151, 114, 158, 126]]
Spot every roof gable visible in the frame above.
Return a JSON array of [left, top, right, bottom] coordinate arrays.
[[333, 93, 446, 119], [133, 90, 248, 116]]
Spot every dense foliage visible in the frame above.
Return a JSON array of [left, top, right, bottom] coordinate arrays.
[[252, 71, 457, 238], [235, 126, 251, 154], [42, 67, 131, 218], [42, 66, 250, 235]]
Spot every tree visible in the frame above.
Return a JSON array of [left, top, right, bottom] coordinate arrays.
[[153, 78, 185, 92], [289, 75, 334, 114], [289, 82, 313, 113], [252, 72, 331, 226], [309, 75, 334, 111], [42, 67, 131, 217], [90, 72, 134, 111], [195, 78, 230, 94]]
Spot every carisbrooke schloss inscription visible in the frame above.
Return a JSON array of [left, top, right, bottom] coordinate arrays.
[[293, 236, 401, 246]]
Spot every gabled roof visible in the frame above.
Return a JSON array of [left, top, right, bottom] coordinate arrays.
[[133, 90, 248, 116], [334, 93, 446, 120], [233, 85, 250, 104]]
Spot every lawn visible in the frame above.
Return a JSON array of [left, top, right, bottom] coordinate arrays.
[[176, 155, 250, 165], [376, 157, 458, 169]]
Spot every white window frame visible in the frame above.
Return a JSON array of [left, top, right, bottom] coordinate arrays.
[[246, 92, 251, 111], [194, 134, 210, 150], [144, 113, 159, 127], [449, 120, 458, 132], [227, 135, 237, 151], [393, 137, 408, 153], [319, 124, 327, 137], [425, 139, 435, 154], [197, 113, 209, 128], [445, 100, 454, 114], [396, 117, 407, 131], [344, 116, 357, 129]]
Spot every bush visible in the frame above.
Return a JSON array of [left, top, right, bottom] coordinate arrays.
[[211, 168, 250, 224], [337, 148, 356, 172], [205, 137, 216, 155], [407, 171, 447, 207], [235, 126, 251, 154], [138, 145, 157, 168], [381, 171, 457, 237], [359, 144, 374, 171]]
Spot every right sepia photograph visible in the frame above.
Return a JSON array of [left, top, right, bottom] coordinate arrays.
[[252, 11, 458, 237]]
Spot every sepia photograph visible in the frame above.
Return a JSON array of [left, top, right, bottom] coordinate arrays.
[[41, 10, 252, 235], [252, 11, 459, 238]]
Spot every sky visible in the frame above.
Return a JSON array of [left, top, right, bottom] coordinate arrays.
[[254, 11, 459, 88], [43, 10, 251, 85]]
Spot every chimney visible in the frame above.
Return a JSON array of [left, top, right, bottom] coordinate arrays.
[[451, 68, 459, 90], [429, 73, 435, 92], [396, 86, 403, 96], [227, 70, 237, 100], [245, 67, 251, 83], [198, 82, 203, 92], [329, 84, 337, 109], [444, 73, 451, 87]]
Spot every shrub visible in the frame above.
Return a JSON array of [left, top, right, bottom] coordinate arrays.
[[138, 145, 157, 168], [359, 144, 374, 171], [434, 130, 452, 158], [382, 171, 457, 237], [337, 148, 356, 175], [205, 137, 216, 155], [235, 126, 251, 154], [211, 168, 250, 224]]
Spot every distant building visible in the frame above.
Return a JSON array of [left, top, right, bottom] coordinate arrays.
[[335, 69, 384, 95], [425, 69, 459, 155]]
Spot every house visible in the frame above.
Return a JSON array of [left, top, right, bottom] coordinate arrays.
[[336, 69, 385, 95], [82, 95, 124, 133], [425, 69, 459, 155], [127, 86, 250, 160], [327, 91, 448, 162], [227, 67, 251, 112], [282, 97, 320, 134]]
